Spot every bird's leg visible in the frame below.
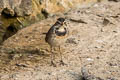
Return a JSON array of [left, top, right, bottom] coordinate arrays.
[[50, 46, 56, 67], [59, 46, 66, 65]]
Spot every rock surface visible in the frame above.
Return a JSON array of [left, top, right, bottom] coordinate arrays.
[[0, 0, 106, 44], [0, 1, 120, 80]]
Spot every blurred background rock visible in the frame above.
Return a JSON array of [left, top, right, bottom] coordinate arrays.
[[0, 0, 107, 44]]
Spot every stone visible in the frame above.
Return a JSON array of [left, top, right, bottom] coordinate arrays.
[[0, 0, 106, 44]]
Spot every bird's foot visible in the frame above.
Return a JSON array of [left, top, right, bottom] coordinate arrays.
[[59, 60, 67, 66], [50, 61, 56, 67]]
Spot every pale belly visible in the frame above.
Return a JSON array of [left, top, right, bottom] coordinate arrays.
[[47, 37, 65, 47]]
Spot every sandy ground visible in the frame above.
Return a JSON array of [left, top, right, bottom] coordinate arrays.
[[0, 1, 120, 80]]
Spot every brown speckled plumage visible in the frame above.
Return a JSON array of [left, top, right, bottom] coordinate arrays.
[[45, 17, 70, 66]]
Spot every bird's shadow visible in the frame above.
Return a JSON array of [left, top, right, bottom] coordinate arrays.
[[6, 48, 50, 61]]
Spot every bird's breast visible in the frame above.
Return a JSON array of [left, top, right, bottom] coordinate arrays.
[[55, 27, 67, 36]]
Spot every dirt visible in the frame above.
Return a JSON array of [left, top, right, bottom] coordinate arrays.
[[0, 1, 120, 80]]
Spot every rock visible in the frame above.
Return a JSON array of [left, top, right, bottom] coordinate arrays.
[[81, 67, 104, 80], [108, 0, 120, 2], [0, 0, 4, 13], [14, 0, 32, 17], [0, 1, 120, 79], [0, 0, 103, 44]]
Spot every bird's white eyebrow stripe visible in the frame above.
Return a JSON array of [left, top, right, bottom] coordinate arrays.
[[57, 20, 63, 24]]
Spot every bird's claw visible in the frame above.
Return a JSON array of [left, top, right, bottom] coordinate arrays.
[[50, 61, 56, 67], [59, 60, 67, 66]]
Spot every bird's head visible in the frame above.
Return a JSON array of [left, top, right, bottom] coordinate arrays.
[[54, 18, 68, 36], [57, 17, 65, 25]]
